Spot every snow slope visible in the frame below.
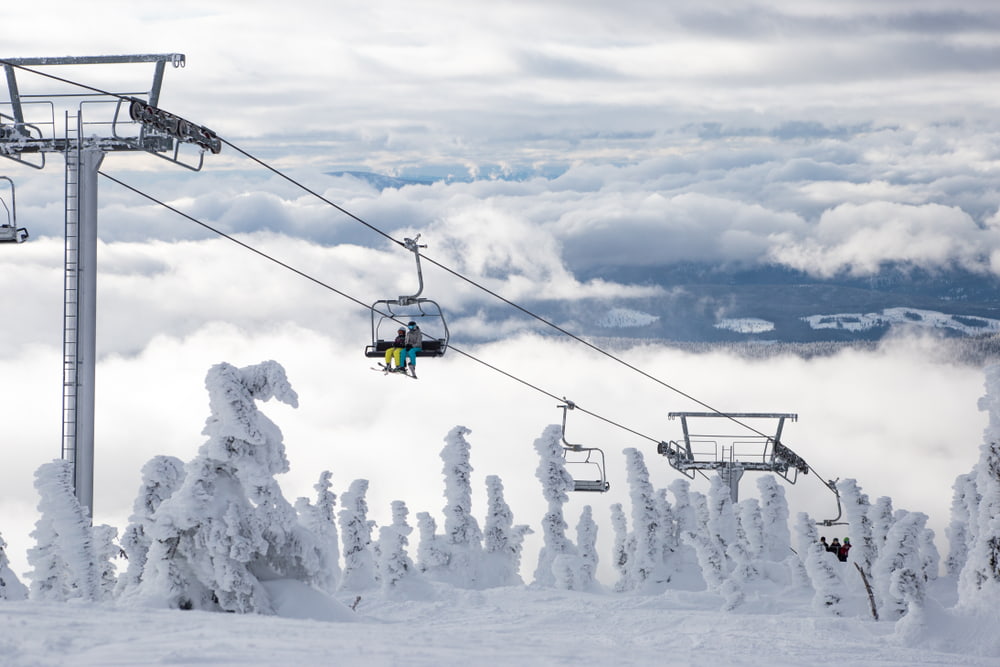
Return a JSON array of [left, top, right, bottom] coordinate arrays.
[[2, 579, 998, 667]]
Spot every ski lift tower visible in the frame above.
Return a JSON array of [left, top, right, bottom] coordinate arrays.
[[657, 412, 809, 502], [0, 54, 219, 518]]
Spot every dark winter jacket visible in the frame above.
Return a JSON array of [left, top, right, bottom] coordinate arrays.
[[391, 333, 406, 347]]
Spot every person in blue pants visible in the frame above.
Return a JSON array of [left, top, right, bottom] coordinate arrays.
[[401, 321, 422, 376]]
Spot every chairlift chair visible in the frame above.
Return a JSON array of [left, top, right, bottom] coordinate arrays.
[[364, 235, 449, 359], [0, 176, 28, 243], [558, 401, 610, 492]]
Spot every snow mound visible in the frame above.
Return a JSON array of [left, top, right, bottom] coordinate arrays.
[[596, 308, 659, 328], [714, 318, 775, 334], [260, 579, 357, 622]]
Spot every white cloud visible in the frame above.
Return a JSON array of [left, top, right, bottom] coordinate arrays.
[[770, 201, 1000, 277]]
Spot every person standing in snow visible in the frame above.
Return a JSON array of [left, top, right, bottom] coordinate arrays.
[[401, 321, 422, 377], [385, 327, 407, 371], [828, 537, 841, 556], [820, 536, 829, 551]]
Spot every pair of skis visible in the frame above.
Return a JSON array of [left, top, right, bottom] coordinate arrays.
[[373, 362, 417, 379]]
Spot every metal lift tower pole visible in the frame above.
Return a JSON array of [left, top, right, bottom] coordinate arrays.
[[71, 148, 104, 516], [1, 53, 206, 520]]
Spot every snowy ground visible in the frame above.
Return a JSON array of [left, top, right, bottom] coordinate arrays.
[[2, 578, 998, 667]]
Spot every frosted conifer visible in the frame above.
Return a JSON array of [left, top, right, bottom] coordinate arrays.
[[610, 502, 631, 592], [481, 475, 524, 587], [958, 363, 1000, 608], [440, 425, 483, 586], [623, 448, 660, 590], [795, 512, 844, 616], [339, 478, 377, 592], [756, 475, 792, 562], [837, 478, 876, 577], [945, 471, 977, 577], [872, 511, 928, 621], [532, 424, 577, 587], [27, 460, 99, 602], [117, 455, 184, 596], [0, 532, 28, 601], [295, 470, 341, 594]]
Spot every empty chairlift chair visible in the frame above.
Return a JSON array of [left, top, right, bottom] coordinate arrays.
[[0, 176, 28, 243], [558, 400, 610, 492]]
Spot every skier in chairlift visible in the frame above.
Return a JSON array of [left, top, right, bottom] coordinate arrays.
[[385, 327, 407, 372], [400, 321, 422, 377]]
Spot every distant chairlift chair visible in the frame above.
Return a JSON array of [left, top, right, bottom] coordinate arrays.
[[558, 400, 610, 492], [0, 176, 28, 243]]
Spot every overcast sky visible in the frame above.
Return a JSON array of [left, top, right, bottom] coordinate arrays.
[[2, 2, 999, 578]]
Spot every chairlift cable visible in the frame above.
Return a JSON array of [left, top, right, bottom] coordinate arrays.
[[99, 171, 664, 448], [5, 60, 817, 492], [0, 58, 778, 442]]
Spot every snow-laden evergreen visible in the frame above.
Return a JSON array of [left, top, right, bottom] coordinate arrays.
[[294, 470, 341, 595], [945, 471, 977, 577], [481, 474, 529, 587], [129, 361, 326, 614], [435, 425, 484, 586], [755, 476, 791, 562], [609, 502, 631, 592], [26, 459, 100, 602], [0, 532, 28, 600], [339, 478, 377, 593], [837, 478, 876, 577], [117, 455, 184, 597], [415, 511, 450, 574], [958, 363, 1000, 609], [621, 447, 662, 590], [377, 500, 427, 597], [795, 512, 844, 616], [872, 511, 929, 621], [532, 424, 577, 587]]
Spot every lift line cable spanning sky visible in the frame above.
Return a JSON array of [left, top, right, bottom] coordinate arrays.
[[98, 171, 672, 457], [0, 57, 783, 442], [1, 58, 827, 489]]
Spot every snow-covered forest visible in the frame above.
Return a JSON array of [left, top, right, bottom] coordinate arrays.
[[2, 359, 1000, 664]]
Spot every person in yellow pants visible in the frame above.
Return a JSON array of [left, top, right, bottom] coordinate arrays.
[[385, 327, 407, 371]]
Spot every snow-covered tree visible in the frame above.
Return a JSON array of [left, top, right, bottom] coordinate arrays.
[[27, 459, 100, 602], [415, 512, 450, 576], [737, 498, 765, 561], [795, 512, 844, 616], [134, 361, 325, 613], [682, 527, 743, 611], [756, 475, 792, 562], [869, 496, 895, 555], [378, 501, 426, 597], [532, 424, 577, 587], [439, 425, 484, 586], [958, 363, 1000, 609], [574, 505, 599, 591], [622, 447, 662, 590], [92, 524, 120, 600], [0, 533, 28, 601], [609, 502, 632, 592], [339, 478, 377, 593], [945, 471, 977, 577], [481, 475, 527, 587], [295, 470, 341, 595], [837, 478, 876, 577], [117, 455, 184, 596], [872, 511, 928, 621]]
